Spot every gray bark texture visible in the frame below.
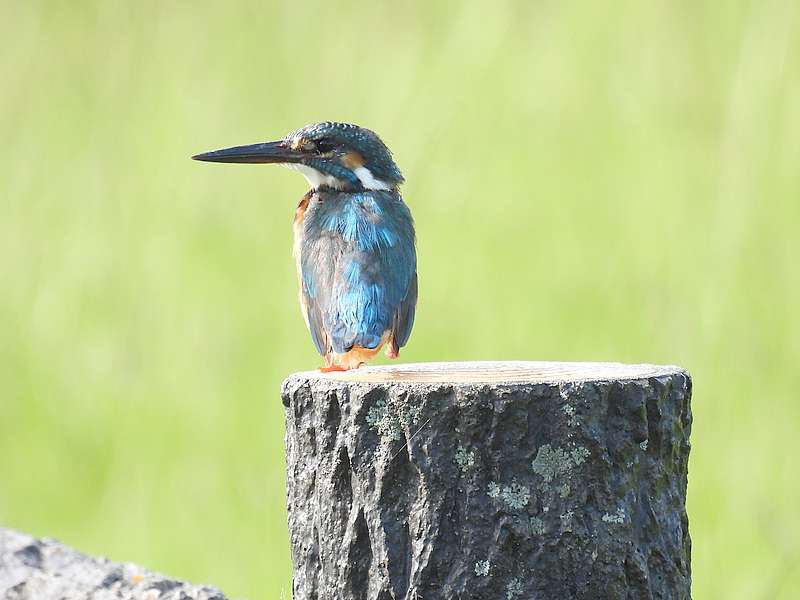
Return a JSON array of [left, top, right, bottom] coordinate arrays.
[[0, 528, 227, 600], [282, 361, 692, 600]]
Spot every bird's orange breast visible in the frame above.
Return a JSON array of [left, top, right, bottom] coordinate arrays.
[[293, 191, 313, 328]]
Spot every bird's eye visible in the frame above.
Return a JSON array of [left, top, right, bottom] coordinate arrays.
[[315, 138, 335, 154]]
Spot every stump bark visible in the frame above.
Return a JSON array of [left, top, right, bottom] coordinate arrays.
[[282, 361, 692, 600]]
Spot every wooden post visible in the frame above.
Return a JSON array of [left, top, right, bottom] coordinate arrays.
[[282, 361, 692, 600]]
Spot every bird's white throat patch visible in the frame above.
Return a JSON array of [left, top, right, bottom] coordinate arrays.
[[283, 164, 343, 190], [282, 163, 391, 191]]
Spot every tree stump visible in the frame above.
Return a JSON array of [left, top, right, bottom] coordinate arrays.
[[282, 361, 692, 600]]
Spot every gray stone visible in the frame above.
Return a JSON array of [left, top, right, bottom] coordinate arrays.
[[282, 361, 692, 600], [0, 528, 228, 600]]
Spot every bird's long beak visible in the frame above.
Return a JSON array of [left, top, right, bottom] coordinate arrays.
[[191, 140, 303, 164]]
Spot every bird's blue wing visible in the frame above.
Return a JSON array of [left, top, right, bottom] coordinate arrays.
[[301, 288, 329, 356], [298, 229, 342, 356], [391, 271, 417, 352], [300, 191, 416, 355]]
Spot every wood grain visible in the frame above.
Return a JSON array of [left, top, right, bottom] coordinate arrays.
[[296, 360, 683, 384]]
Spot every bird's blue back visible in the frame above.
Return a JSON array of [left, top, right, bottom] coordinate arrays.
[[299, 189, 416, 355]]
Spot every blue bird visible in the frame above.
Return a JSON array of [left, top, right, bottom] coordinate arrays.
[[193, 122, 417, 371]]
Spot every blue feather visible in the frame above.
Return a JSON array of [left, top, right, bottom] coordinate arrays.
[[299, 189, 416, 355]]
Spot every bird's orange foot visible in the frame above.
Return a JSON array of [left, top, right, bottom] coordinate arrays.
[[319, 364, 348, 373], [385, 345, 399, 359]]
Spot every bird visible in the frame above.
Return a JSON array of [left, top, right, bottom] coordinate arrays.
[[192, 122, 417, 372]]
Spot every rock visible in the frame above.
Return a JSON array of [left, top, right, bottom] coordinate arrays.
[[0, 528, 228, 600], [282, 361, 692, 600]]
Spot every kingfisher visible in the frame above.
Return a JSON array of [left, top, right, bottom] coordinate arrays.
[[193, 122, 417, 371]]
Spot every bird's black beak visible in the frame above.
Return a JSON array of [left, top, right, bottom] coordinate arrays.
[[192, 140, 303, 164]]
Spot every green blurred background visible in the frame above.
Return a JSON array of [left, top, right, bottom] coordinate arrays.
[[1, 1, 798, 598]]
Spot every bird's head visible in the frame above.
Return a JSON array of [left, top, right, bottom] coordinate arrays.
[[192, 122, 403, 192]]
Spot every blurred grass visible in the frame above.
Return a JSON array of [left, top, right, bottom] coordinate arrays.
[[1, 1, 799, 598]]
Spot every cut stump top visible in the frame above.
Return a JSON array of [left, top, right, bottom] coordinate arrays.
[[290, 360, 685, 384]]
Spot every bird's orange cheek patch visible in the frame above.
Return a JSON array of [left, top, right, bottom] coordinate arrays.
[[341, 151, 365, 169]]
